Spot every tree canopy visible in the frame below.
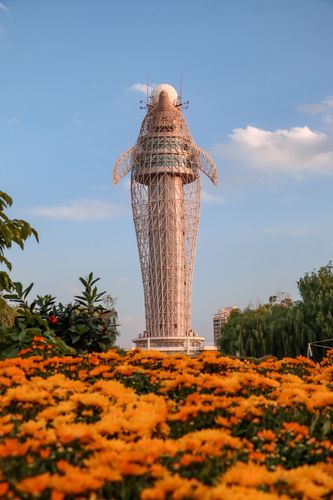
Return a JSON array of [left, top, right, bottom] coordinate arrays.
[[219, 262, 333, 359]]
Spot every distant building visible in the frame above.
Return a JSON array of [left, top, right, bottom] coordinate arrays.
[[213, 306, 238, 346]]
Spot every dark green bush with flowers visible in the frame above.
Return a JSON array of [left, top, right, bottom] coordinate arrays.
[[1, 273, 119, 359]]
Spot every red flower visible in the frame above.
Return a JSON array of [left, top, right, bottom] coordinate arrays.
[[48, 315, 58, 325]]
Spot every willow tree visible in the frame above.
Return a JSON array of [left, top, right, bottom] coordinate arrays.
[[297, 262, 333, 347], [219, 263, 333, 359], [219, 302, 296, 358]]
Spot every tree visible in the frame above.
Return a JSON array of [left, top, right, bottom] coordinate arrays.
[[0, 191, 38, 291], [219, 263, 333, 359], [219, 300, 296, 358], [296, 262, 333, 359], [297, 262, 333, 340]]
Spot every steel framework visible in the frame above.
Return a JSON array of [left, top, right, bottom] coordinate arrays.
[[113, 85, 218, 352]]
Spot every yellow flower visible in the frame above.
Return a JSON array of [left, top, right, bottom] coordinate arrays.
[[141, 472, 206, 500]]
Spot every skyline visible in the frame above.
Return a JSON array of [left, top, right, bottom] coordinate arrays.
[[1, 0, 333, 347]]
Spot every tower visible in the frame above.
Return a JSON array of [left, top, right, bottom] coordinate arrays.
[[113, 84, 218, 353]]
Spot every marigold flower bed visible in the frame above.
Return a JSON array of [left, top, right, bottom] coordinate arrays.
[[0, 340, 333, 499]]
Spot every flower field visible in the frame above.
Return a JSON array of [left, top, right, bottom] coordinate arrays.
[[0, 339, 333, 499]]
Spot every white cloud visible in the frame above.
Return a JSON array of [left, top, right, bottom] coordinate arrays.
[[322, 114, 333, 127], [73, 111, 84, 126], [26, 200, 126, 221], [265, 225, 314, 237], [202, 190, 224, 204], [130, 83, 155, 95], [0, 2, 9, 12], [8, 117, 21, 126], [297, 96, 333, 115], [297, 96, 333, 131], [215, 125, 333, 175]]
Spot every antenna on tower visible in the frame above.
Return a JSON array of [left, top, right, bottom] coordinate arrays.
[[179, 73, 183, 104], [176, 73, 189, 109], [140, 74, 151, 109]]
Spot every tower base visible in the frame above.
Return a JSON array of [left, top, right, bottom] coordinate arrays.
[[132, 332, 205, 355]]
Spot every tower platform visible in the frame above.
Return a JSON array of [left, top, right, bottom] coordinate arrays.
[[132, 332, 205, 355]]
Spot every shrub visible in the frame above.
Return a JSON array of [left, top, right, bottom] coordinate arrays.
[[3, 273, 119, 357]]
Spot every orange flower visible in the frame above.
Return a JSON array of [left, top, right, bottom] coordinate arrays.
[[0, 438, 29, 458], [0, 483, 9, 496], [32, 336, 46, 342], [178, 454, 204, 467], [50, 491, 65, 500], [17, 472, 51, 494], [283, 422, 309, 437], [2, 347, 333, 499], [249, 451, 266, 463], [257, 429, 276, 442], [50, 468, 103, 495], [39, 448, 51, 459], [118, 462, 147, 476]]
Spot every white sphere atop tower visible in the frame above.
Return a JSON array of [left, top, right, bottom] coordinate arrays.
[[151, 83, 178, 105]]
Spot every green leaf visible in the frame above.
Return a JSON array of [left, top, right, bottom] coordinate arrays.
[[0, 345, 19, 360], [322, 417, 331, 437], [0, 255, 12, 271], [23, 282, 34, 299], [0, 191, 13, 207], [310, 414, 320, 436]]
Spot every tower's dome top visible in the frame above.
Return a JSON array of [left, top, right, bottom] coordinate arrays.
[[151, 84, 178, 105]]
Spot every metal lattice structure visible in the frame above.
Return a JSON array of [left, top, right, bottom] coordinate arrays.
[[113, 84, 218, 352]]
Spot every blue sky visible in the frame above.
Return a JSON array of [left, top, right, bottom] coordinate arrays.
[[1, 0, 333, 347]]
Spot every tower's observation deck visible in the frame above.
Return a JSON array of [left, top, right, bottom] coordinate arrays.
[[113, 84, 218, 354]]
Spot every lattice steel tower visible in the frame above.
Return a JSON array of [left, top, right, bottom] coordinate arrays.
[[113, 84, 218, 353]]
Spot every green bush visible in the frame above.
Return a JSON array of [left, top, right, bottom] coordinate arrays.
[[3, 273, 119, 356], [0, 286, 74, 359]]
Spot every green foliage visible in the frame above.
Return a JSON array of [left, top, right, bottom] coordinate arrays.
[[3, 273, 119, 356], [0, 291, 75, 360], [219, 262, 333, 359], [75, 272, 106, 311], [0, 297, 16, 327], [0, 191, 38, 291], [297, 262, 333, 340], [61, 273, 119, 353]]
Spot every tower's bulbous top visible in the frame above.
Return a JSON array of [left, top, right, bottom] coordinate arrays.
[[151, 84, 178, 106], [112, 82, 218, 187], [156, 90, 173, 111], [138, 84, 190, 141], [132, 83, 197, 183]]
